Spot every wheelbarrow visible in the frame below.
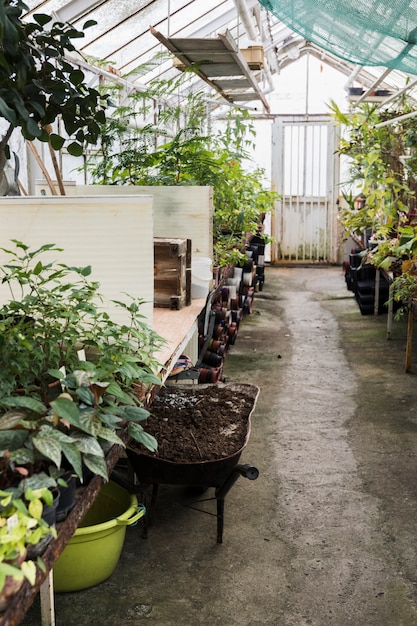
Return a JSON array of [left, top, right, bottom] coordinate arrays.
[[124, 383, 260, 543]]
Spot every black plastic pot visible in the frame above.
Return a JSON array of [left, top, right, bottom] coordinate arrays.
[[42, 489, 60, 526], [56, 473, 77, 522]]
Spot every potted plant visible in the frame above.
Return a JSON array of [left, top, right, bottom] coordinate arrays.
[[330, 99, 417, 271], [0, 487, 57, 609], [0, 365, 159, 489], [0, 241, 164, 494]]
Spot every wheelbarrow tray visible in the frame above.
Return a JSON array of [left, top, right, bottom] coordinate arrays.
[[127, 383, 260, 488]]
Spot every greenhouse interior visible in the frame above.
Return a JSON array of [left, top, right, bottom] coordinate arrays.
[[2, 1, 417, 625]]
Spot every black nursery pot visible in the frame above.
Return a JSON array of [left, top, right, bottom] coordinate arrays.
[[56, 473, 77, 522], [42, 489, 60, 526]]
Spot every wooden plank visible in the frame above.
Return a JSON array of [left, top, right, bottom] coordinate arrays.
[[212, 78, 252, 90], [153, 299, 206, 374]]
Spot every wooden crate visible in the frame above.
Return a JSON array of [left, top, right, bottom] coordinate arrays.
[[240, 46, 264, 70], [154, 238, 191, 309]]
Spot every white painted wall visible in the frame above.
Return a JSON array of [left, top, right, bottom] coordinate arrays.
[[0, 195, 155, 323], [34, 183, 214, 260]]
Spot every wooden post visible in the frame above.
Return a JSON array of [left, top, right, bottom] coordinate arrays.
[[40, 571, 55, 626], [405, 309, 414, 373], [27, 141, 58, 196], [44, 125, 66, 195]]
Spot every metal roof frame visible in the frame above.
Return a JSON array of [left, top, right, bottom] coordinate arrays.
[[21, 0, 417, 112]]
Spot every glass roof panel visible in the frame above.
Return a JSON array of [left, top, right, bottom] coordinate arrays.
[[20, 0, 417, 108], [69, 0, 232, 69], [116, 3, 240, 77]]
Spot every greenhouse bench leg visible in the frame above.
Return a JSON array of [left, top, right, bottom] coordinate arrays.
[[40, 570, 55, 626]]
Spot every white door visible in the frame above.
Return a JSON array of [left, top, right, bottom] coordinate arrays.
[[271, 115, 340, 263]]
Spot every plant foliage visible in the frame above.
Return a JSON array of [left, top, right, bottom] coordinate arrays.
[[0, 0, 110, 175], [85, 72, 277, 266]]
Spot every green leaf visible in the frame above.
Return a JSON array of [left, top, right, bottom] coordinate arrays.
[[0, 411, 28, 431], [32, 430, 62, 468], [47, 369, 65, 381], [28, 498, 43, 520], [118, 406, 150, 422], [22, 472, 57, 491], [70, 432, 104, 457], [0, 563, 23, 580], [32, 13, 53, 27], [50, 397, 80, 423], [37, 556, 47, 573], [106, 382, 135, 405], [33, 260, 43, 275], [128, 423, 158, 452], [79, 265, 92, 277], [379, 256, 396, 270], [83, 20, 97, 29], [29, 101, 46, 118], [97, 427, 124, 446], [49, 133, 65, 150], [0, 429, 28, 450], [10, 447, 34, 466], [21, 560, 37, 586], [67, 142, 83, 157], [75, 386, 95, 406], [0, 396, 46, 414], [69, 69, 84, 85], [51, 398, 102, 436], [60, 441, 83, 480], [96, 410, 122, 428], [82, 453, 108, 481], [0, 98, 17, 124], [25, 117, 42, 137]]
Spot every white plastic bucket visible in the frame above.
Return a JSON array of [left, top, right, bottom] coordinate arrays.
[[192, 257, 212, 299]]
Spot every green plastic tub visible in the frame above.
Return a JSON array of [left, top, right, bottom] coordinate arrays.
[[53, 481, 145, 592]]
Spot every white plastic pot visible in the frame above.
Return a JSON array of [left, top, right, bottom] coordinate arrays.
[[191, 257, 212, 299]]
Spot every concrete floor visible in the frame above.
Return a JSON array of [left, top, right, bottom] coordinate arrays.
[[21, 265, 417, 625]]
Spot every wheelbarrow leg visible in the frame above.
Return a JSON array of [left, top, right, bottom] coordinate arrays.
[[216, 498, 225, 544], [142, 483, 159, 539], [214, 464, 259, 543]]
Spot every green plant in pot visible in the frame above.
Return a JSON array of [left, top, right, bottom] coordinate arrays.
[[0, 365, 158, 489], [0, 488, 57, 607], [330, 99, 417, 273], [0, 241, 102, 400], [0, 241, 164, 492]]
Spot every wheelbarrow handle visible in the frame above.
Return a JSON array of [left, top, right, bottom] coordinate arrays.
[[236, 464, 259, 480], [115, 504, 146, 526], [215, 464, 259, 500]]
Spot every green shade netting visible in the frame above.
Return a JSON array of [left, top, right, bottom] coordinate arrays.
[[257, 0, 417, 74]]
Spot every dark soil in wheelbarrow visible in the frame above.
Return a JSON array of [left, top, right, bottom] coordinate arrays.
[[129, 384, 258, 463]]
